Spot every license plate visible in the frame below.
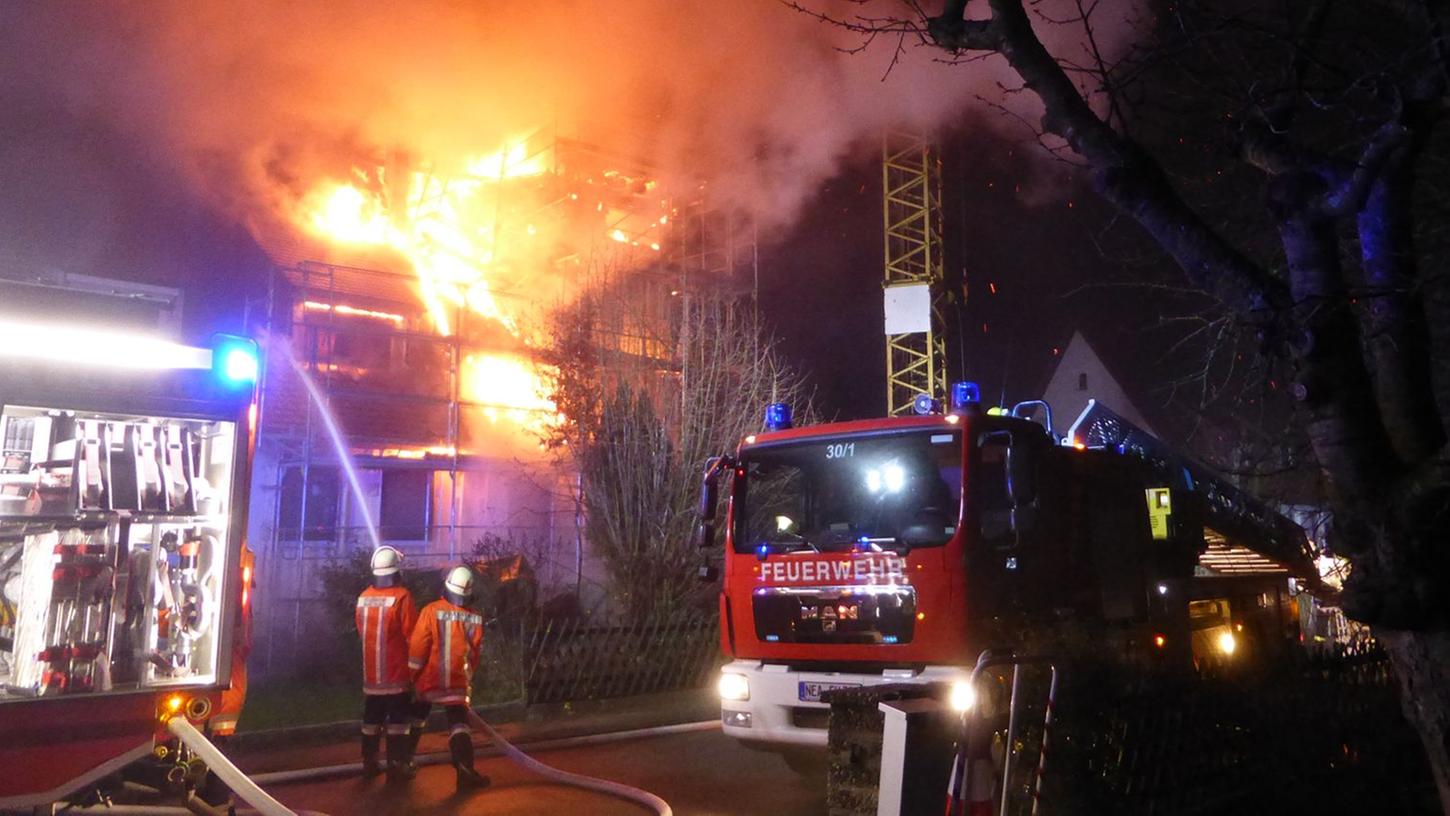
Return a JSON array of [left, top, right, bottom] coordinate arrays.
[[798, 681, 859, 702]]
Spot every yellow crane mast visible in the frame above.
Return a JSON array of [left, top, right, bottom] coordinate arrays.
[[882, 130, 948, 415]]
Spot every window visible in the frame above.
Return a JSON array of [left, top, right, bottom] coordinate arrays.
[[380, 469, 431, 541], [278, 466, 340, 541], [733, 430, 962, 553], [1077, 372, 1088, 391]]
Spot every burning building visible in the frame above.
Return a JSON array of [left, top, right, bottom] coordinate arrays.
[[244, 125, 758, 676]]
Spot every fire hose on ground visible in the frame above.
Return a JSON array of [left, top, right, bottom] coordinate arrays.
[[166, 705, 676, 816], [467, 707, 674, 816]]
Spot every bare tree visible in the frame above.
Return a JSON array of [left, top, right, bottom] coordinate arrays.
[[544, 269, 813, 618], [799, 0, 1450, 807]]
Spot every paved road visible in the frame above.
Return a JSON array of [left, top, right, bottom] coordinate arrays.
[[264, 726, 828, 815]]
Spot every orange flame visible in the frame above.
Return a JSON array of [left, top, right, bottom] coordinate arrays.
[[462, 353, 559, 434], [292, 134, 668, 438]]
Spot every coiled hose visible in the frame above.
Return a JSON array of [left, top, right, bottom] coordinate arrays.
[[467, 709, 674, 816]]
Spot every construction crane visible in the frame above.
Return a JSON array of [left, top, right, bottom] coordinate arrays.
[[881, 130, 948, 415]]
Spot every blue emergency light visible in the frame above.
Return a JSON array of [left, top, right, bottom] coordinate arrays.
[[212, 335, 259, 386], [951, 381, 981, 412], [912, 393, 941, 415], [764, 402, 793, 431]]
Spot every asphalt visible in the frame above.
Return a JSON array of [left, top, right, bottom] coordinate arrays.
[[223, 688, 828, 815], [254, 727, 827, 816], [226, 688, 721, 776]]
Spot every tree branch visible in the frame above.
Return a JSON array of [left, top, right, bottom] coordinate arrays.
[[1321, 119, 1411, 217], [927, 0, 1291, 316]]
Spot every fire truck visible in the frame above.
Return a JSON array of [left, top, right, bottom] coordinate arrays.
[[0, 316, 259, 809], [697, 387, 1321, 751]]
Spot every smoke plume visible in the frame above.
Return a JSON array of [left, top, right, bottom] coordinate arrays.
[[0, 1, 1138, 241]]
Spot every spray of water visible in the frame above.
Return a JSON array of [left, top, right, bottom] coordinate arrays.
[[276, 340, 381, 551]]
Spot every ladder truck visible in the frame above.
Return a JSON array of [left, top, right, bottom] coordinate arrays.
[[696, 388, 1320, 752]]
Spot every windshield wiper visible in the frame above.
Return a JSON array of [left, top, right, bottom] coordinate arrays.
[[856, 536, 910, 556], [758, 534, 819, 555]]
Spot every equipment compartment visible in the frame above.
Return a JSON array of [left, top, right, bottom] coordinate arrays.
[[0, 406, 237, 700]]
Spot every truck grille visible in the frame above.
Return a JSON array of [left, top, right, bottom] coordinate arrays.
[[753, 586, 917, 645]]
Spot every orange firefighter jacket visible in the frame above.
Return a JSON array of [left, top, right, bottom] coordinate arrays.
[[408, 598, 483, 705], [355, 584, 418, 695]]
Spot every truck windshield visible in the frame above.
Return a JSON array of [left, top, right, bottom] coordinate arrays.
[[733, 430, 962, 553]]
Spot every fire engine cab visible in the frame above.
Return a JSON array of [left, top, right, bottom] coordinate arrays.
[[0, 317, 259, 809], [697, 387, 1320, 751]]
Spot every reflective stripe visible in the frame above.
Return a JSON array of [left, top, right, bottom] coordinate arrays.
[[440, 613, 452, 692], [385, 724, 410, 735], [361, 605, 374, 684], [434, 610, 481, 624], [374, 606, 385, 686], [360, 724, 382, 736], [357, 595, 397, 608], [449, 724, 470, 736]]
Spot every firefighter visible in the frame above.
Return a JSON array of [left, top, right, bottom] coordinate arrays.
[[408, 565, 489, 789], [355, 546, 418, 780]]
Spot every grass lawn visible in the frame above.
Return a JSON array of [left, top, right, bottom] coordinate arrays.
[[236, 652, 524, 734], [237, 680, 362, 734]]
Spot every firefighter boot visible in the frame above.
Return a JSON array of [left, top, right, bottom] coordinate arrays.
[[405, 726, 424, 774], [449, 732, 490, 790], [361, 733, 383, 777], [386, 734, 416, 782]]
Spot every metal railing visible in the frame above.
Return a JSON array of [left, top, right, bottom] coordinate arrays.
[[946, 651, 1061, 816]]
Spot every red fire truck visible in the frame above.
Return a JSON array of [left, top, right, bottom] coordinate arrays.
[[697, 388, 1320, 751], [0, 316, 259, 809]]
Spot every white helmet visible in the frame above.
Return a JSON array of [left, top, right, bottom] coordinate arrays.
[[444, 565, 475, 598], [370, 546, 403, 576]]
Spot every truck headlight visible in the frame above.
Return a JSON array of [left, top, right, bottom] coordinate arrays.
[[717, 672, 750, 702], [1217, 631, 1237, 656], [949, 680, 976, 712]]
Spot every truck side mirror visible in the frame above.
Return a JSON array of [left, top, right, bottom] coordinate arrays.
[[695, 456, 732, 548], [1005, 442, 1037, 507], [698, 457, 722, 523]]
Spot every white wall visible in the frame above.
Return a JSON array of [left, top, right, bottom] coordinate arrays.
[[1041, 330, 1157, 439]]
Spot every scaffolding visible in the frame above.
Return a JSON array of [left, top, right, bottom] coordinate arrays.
[[882, 131, 948, 415], [244, 127, 758, 676]]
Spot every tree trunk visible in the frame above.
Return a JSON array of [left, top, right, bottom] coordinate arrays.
[[1379, 628, 1450, 809], [1356, 158, 1444, 465]]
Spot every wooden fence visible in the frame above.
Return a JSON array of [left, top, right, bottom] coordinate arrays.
[[519, 610, 720, 704]]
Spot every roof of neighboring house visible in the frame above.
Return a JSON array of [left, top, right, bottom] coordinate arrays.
[[1040, 329, 1158, 439]]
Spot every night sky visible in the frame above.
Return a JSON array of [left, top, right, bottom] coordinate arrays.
[[760, 125, 1177, 423]]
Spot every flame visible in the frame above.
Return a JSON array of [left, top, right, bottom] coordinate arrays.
[[462, 353, 559, 434], [467, 142, 549, 179], [296, 137, 551, 338], [291, 133, 669, 437]]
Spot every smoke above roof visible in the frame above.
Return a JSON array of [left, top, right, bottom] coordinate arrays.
[[0, 1, 1140, 243]]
